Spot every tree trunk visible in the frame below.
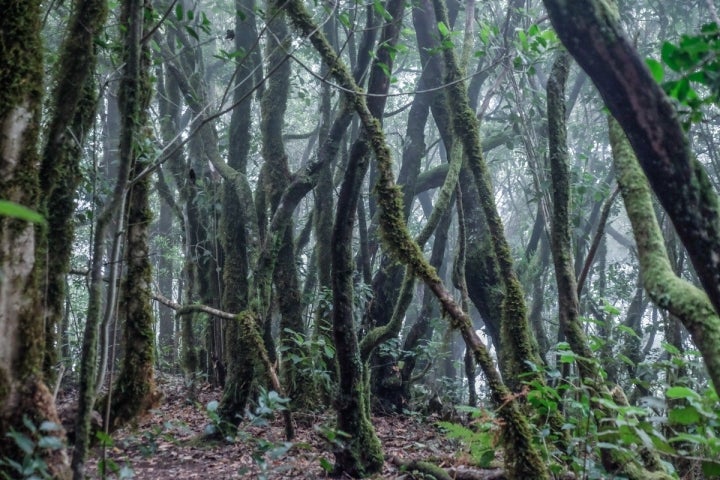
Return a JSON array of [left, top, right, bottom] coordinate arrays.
[[547, 50, 596, 381], [105, 0, 158, 432], [543, 0, 720, 324], [260, 0, 313, 409], [609, 117, 720, 395], [0, 2, 71, 478], [38, 0, 108, 386], [218, 0, 257, 423]]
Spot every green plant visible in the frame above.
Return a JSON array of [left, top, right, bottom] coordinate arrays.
[[0, 417, 65, 480], [95, 430, 135, 479], [436, 406, 498, 468], [279, 328, 335, 396], [202, 399, 235, 441], [647, 21, 720, 127]]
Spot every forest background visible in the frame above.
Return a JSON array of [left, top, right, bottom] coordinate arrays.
[[1, 0, 720, 478]]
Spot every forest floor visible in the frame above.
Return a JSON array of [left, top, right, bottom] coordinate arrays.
[[75, 374, 506, 479]]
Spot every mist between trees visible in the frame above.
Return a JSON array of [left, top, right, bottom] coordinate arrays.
[[1, 0, 720, 479]]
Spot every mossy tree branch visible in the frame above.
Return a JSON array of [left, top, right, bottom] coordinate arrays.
[[284, 2, 548, 478], [609, 118, 720, 396], [543, 0, 720, 321]]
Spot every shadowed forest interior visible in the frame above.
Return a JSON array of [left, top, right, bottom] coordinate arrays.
[[1, 0, 720, 479]]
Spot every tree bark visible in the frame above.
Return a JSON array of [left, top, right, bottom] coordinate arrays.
[[547, 50, 596, 381], [38, 0, 108, 385], [218, 0, 257, 423], [0, 1, 71, 478], [543, 0, 720, 322], [105, 0, 158, 433], [609, 117, 720, 395]]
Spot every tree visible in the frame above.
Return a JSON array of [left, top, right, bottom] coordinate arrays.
[[0, 1, 71, 478], [543, 0, 720, 395], [106, 0, 158, 431]]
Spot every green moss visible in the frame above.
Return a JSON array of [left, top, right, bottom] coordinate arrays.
[[610, 117, 720, 395]]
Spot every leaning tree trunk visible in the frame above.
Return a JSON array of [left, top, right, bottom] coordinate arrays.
[[0, 2, 70, 478], [609, 118, 720, 396], [546, 49, 672, 480]]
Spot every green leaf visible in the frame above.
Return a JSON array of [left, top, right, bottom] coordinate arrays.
[[95, 430, 113, 447], [185, 25, 199, 41], [668, 406, 701, 425], [0, 200, 46, 225], [437, 21, 450, 37], [646, 58, 664, 83], [338, 12, 351, 29], [119, 465, 135, 479], [319, 458, 333, 472], [702, 460, 720, 477], [602, 303, 620, 316], [616, 324, 640, 339], [175, 4, 183, 20], [37, 436, 64, 450], [661, 42, 683, 71], [373, 0, 391, 21], [39, 421, 61, 433], [8, 431, 34, 454], [661, 342, 681, 355], [666, 386, 700, 400]]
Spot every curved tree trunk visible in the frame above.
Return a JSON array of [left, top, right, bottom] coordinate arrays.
[[609, 118, 720, 395]]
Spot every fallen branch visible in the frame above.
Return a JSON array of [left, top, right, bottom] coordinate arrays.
[[389, 455, 511, 480]]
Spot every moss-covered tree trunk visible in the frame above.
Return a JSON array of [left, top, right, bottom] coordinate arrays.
[[547, 50, 597, 381], [364, 0, 426, 414], [260, 0, 313, 409], [321, 0, 408, 469], [0, 2, 70, 478], [543, 0, 720, 324], [546, 47, 672, 480], [330, 138, 385, 476], [105, 0, 158, 432], [430, 0, 543, 392], [609, 118, 720, 395], [37, 0, 108, 385], [218, 0, 258, 424], [285, 2, 548, 478]]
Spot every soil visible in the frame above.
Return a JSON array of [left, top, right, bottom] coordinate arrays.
[[73, 374, 505, 479]]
